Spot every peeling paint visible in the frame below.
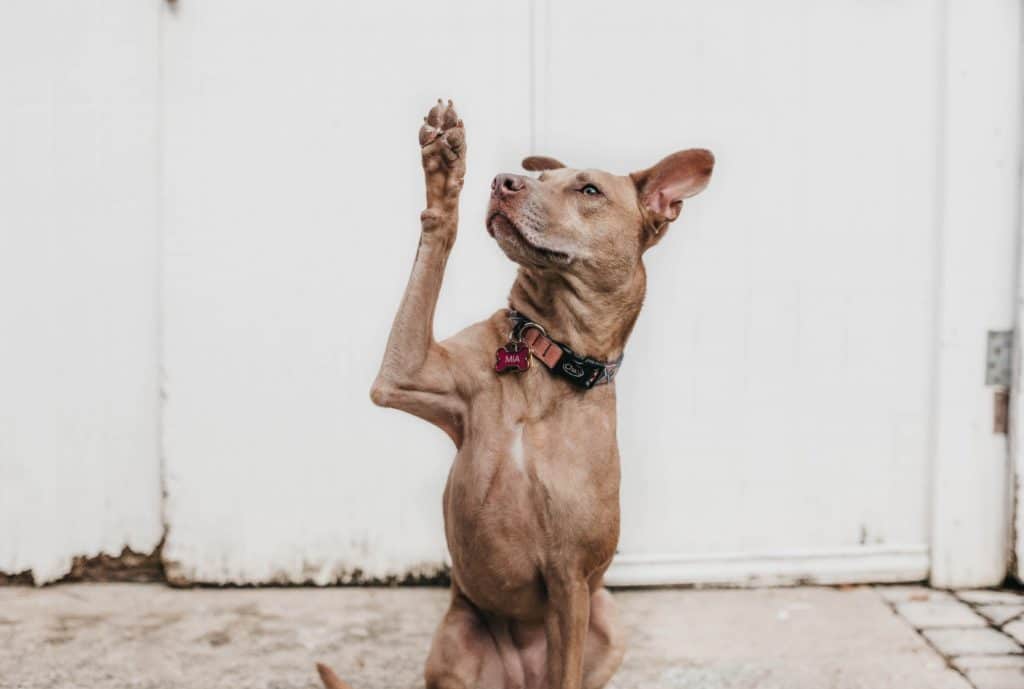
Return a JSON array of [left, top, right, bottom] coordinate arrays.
[[0, 570, 34, 586], [3, 550, 451, 588], [0, 546, 165, 587], [163, 558, 450, 588], [60, 546, 166, 583]]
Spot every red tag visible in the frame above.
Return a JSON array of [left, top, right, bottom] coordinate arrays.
[[495, 341, 531, 373]]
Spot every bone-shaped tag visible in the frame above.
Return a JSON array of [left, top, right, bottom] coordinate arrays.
[[495, 342, 531, 373]]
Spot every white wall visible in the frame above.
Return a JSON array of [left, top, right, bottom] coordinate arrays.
[[1, 0, 1019, 587], [0, 0, 164, 582]]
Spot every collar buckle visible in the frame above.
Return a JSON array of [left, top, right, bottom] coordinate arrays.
[[505, 309, 623, 390]]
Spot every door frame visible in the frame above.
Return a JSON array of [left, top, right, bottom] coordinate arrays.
[[931, 0, 1020, 589]]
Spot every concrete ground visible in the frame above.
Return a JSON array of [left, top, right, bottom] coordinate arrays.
[[0, 584, 974, 689]]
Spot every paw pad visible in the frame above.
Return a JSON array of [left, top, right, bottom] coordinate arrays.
[[419, 99, 465, 161]]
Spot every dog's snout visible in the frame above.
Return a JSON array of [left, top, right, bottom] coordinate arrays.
[[491, 173, 526, 198]]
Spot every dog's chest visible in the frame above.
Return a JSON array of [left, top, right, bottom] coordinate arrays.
[[478, 365, 618, 474], [444, 368, 621, 590]]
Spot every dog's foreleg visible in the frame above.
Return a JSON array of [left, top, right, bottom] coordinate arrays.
[[546, 574, 592, 689], [370, 100, 467, 445]]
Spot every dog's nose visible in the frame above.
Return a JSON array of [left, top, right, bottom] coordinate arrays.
[[491, 174, 526, 198]]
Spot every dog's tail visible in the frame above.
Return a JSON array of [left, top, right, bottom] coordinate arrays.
[[316, 663, 355, 689]]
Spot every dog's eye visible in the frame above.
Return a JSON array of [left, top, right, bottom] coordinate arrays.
[[580, 184, 601, 196]]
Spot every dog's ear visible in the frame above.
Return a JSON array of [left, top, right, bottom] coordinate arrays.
[[631, 149, 714, 246], [522, 156, 566, 172]]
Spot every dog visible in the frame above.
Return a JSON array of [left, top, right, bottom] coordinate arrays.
[[317, 99, 713, 689]]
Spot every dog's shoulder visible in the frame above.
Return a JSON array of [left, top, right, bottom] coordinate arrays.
[[441, 310, 508, 352], [437, 310, 509, 385]]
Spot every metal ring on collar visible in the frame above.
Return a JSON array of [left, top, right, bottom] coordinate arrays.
[[517, 321, 546, 341]]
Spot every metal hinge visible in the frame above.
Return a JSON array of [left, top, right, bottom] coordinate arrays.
[[987, 331, 1012, 434], [986, 331, 1013, 386]]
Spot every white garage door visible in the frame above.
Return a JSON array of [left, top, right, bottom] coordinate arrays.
[[160, 0, 1020, 587]]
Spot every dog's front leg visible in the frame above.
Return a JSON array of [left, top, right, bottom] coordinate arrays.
[[546, 574, 591, 689], [370, 100, 467, 445]]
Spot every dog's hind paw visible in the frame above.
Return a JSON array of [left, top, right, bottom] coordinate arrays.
[[420, 99, 466, 211]]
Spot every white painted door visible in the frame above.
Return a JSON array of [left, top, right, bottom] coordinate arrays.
[[162, 0, 1020, 586], [538, 0, 943, 583], [161, 0, 532, 583], [534, 0, 1019, 588], [0, 0, 164, 582]]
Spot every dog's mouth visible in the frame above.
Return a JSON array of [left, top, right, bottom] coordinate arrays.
[[487, 212, 569, 264]]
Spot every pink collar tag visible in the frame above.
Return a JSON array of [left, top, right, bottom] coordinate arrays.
[[495, 341, 531, 373]]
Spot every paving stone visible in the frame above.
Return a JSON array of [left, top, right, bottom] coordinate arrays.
[[1004, 620, 1024, 646], [896, 600, 987, 629], [963, 668, 1024, 689], [923, 628, 1022, 657], [979, 605, 1024, 627], [956, 590, 1024, 606], [875, 585, 956, 604], [953, 656, 1024, 672]]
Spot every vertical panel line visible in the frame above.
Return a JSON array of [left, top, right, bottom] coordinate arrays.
[[528, 0, 549, 155], [528, 0, 535, 153], [925, 0, 949, 585], [156, 0, 170, 547]]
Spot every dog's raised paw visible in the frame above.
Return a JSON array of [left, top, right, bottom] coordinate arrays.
[[419, 99, 466, 206]]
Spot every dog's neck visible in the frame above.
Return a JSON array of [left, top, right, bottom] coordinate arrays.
[[508, 266, 646, 362]]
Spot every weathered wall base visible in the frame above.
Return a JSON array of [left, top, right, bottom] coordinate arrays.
[[0, 546, 165, 586]]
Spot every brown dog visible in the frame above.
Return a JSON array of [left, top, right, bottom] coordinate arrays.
[[317, 100, 713, 689]]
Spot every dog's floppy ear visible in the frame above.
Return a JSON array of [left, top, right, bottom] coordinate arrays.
[[522, 156, 566, 172], [631, 149, 714, 246]]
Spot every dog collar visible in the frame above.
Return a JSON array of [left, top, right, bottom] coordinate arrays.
[[494, 309, 623, 389]]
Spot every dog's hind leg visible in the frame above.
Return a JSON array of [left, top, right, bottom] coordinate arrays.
[[582, 588, 625, 689], [315, 589, 500, 689], [425, 590, 506, 689], [370, 99, 468, 445]]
